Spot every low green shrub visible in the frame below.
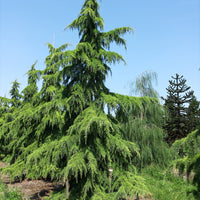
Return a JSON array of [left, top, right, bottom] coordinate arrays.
[[0, 178, 23, 200]]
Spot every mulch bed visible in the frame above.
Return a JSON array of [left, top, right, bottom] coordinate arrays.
[[0, 161, 63, 200]]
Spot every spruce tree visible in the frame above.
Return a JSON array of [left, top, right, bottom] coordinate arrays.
[[162, 74, 194, 145]]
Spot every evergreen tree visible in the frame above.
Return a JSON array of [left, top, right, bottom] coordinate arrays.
[[0, 97, 11, 119], [0, 96, 12, 159], [162, 74, 194, 145], [186, 95, 200, 133], [0, 82, 21, 158], [171, 129, 200, 199], [1, 1, 152, 199], [40, 43, 70, 102], [0, 43, 68, 165], [9, 80, 22, 108], [22, 61, 41, 104]]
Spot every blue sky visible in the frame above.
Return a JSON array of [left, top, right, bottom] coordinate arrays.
[[0, 0, 200, 101]]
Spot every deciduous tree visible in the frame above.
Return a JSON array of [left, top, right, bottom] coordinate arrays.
[[130, 70, 158, 98]]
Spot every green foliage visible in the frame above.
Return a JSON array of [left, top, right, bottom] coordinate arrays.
[[44, 187, 66, 200], [9, 80, 22, 108], [116, 94, 171, 169], [172, 129, 200, 159], [142, 166, 196, 200], [187, 153, 200, 198], [2, 1, 190, 199], [186, 96, 200, 133], [0, 1, 150, 199], [47, 165, 197, 200], [162, 74, 194, 145], [171, 129, 200, 198], [45, 170, 148, 200], [22, 61, 41, 104], [130, 70, 158, 98], [0, 178, 23, 200]]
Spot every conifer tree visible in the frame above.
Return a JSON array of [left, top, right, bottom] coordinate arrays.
[[0, 97, 12, 159], [186, 96, 200, 133], [0, 1, 152, 199], [0, 97, 11, 118], [22, 61, 41, 104], [171, 129, 200, 198], [162, 74, 194, 145], [0, 43, 68, 166], [9, 80, 22, 108]]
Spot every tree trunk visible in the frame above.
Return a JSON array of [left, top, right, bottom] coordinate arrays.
[[66, 178, 69, 199], [140, 110, 143, 121]]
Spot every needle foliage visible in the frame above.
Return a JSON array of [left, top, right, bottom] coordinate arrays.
[[171, 129, 200, 199], [0, 1, 151, 199]]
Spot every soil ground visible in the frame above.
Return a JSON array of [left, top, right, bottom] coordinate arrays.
[[0, 162, 156, 200], [0, 162, 63, 200]]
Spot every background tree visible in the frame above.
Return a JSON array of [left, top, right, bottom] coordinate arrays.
[[186, 96, 200, 133], [0, 97, 11, 119], [118, 96, 171, 171], [126, 71, 170, 171], [130, 70, 158, 120], [162, 74, 194, 145], [21, 61, 41, 104], [171, 129, 200, 199], [0, 43, 68, 166], [130, 70, 158, 98], [9, 80, 22, 108]]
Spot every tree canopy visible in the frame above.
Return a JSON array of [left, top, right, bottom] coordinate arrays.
[[162, 74, 194, 145], [130, 70, 158, 98]]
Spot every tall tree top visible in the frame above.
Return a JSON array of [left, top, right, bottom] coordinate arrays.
[[162, 73, 194, 144], [9, 80, 21, 107], [67, 0, 103, 43], [166, 73, 193, 104], [25, 61, 41, 85], [63, 0, 133, 99], [22, 61, 41, 103], [130, 70, 158, 98], [66, 0, 133, 48]]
